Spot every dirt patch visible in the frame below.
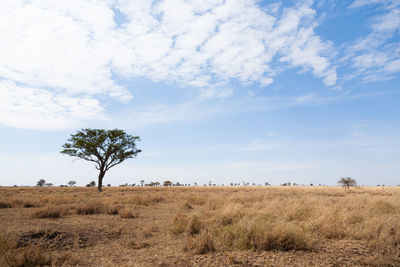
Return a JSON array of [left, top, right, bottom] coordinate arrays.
[[17, 230, 89, 249]]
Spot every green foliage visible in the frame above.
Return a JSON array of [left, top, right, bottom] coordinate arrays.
[[61, 128, 141, 171], [163, 180, 172, 186]]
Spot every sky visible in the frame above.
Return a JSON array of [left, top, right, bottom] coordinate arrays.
[[0, 0, 399, 186]]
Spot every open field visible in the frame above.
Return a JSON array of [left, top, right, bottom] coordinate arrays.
[[1, 186, 399, 266]]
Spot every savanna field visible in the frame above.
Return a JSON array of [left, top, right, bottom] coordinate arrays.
[[1, 186, 400, 266]]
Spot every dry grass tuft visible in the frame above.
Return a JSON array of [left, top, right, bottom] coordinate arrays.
[[142, 224, 159, 238], [76, 201, 104, 215], [128, 194, 164, 206], [170, 213, 188, 235], [0, 201, 11, 208], [184, 228, 215, 254], [106, 204, 120, 215], [2, 247, 52, 267], [186, 215, 203, 235], [32, 206, 62, 219], [23, 200, 40, 208], [119, 207, 139, 219]]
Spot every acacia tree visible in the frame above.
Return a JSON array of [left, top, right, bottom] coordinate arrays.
[[61, 129, 141, 192], [163, 180, 172, 186], [67, 180, 76, 187], [36, 179, 46, 187], [338, 177, 357, 189]]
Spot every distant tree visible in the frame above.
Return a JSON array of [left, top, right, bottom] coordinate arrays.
[[338, 177, 357, 189], [67, 180, 76, 187], [140, 180, 145, 186], [107, 184, 111, 187], [45, 183, 53, 187], [61, 128, 141, 192], [163, 180, 172, 186], [36, 179, 46, 187], [88, 181, 96, 187]]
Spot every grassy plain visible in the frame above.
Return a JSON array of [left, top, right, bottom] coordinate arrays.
[[0, 186, 399, 266]]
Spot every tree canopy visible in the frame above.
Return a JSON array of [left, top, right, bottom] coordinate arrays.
[[67, 180, 76, 186], [61, 128, 141, 191], [338, 177, 357, 189], [36, 179, 46, 187]]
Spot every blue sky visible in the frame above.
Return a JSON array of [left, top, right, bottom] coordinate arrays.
[[0, 0, 399, 186]]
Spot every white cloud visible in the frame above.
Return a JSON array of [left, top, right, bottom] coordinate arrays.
[[0, 80, 104, 130], [0, 0, 337, 129], [345, 2, 400, 81], [0, 0, 130, 101], [349, 0, 387, 8], [112, 0, 337, 89]]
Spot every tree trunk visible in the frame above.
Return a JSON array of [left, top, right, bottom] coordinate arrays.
[[98, 171, 105, 192]]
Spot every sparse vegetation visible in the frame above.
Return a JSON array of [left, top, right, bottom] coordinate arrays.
[[1, 186, 400, 266]]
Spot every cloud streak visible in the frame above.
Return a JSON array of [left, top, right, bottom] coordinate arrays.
[[345, 1, 400, 82]]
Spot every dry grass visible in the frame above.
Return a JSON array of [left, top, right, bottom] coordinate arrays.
[[119, 207, 139, 219], [32, 207, 61, 219], [0, 186, 399, 266]]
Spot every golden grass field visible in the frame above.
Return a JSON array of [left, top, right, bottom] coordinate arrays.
[[1, 186, 399, 266]]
